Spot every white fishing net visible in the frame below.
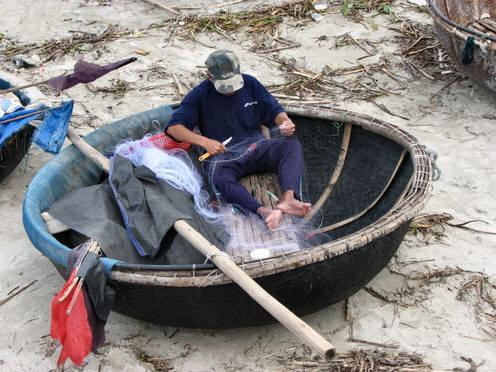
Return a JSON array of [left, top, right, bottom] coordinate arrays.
[[114, 136, 217, 220], [114, 131, 325, 261]]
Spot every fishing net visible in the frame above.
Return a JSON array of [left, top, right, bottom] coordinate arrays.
[[114, 136, 216, 220], [114, 128, 329, 261]]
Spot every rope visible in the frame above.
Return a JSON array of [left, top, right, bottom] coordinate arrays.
[[203, 251, 229, 264], [422, 146, 441, 181]]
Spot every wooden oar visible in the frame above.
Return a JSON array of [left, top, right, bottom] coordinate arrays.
[[61, 126, 336, 361]]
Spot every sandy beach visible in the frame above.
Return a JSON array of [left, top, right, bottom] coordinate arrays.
[[1, 0, 495, 371]]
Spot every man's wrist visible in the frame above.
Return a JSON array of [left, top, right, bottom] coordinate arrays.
[[197, 136, 208, 148], [275, 112, 289, 126]]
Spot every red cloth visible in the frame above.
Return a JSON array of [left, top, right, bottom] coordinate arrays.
[[51, 271, 92, 367]]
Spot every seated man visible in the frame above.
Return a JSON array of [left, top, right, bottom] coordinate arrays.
[[166, 49, 311, 230]]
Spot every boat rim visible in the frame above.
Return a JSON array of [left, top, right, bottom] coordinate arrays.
[[427, 0, 496, 46], [108, 104, 433, 287]]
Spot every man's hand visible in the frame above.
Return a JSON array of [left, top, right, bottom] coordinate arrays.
[[279, 119, 296, 136], [201, 138, 227, 155]]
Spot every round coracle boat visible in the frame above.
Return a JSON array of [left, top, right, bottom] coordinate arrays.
[[23, 105, 433, 328], [0, 72, 47, 181], [428, 0, 496, 92]]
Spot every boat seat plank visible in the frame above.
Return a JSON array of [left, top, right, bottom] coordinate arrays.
[[226, 127, 301, 259]]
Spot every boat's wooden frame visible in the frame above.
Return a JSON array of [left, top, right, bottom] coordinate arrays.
[[24, 104, 434, 328], [428, 0, 496, 92], [108, 105, 433, 287]]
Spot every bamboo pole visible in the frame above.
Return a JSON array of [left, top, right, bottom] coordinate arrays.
[[0, 108, 49, 125], [304, 123, 352, 222], [141, 0, 180, 14], [174, 220, 335, 361], [0, 78, 52, 95], [66, 127, 110, 173], [60, 126, 336, 361]]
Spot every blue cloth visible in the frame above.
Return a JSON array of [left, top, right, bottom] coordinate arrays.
[[167, 74, 284, 144], [211, 138, 304, 213], [0, 107, 44, 149], [34, 100, 74, 154]]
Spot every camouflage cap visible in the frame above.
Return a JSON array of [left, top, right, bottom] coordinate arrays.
[[205, 49, 244, 94]]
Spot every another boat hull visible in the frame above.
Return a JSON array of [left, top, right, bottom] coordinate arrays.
[[1, 72, 47, 181], [0, 125, 35, 182], [428, 0, 496, 93]]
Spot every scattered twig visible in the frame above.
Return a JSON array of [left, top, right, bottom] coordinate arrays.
[[209, 0, 249, 8], [142, 0, 180, 15], [1, 25, 129, 63], [408, 213, 496, 242], [129, 345, 173, 371], [392, 20, 459, 81], [172, 73, 187, 96], [457, 273, 496, 330], [364, 286, 408, 307], [454, 356, 485, 372], [371, 100, 410, 120], [276, 348, 429, 371], [348, 336, 399, 349], [0, 280, 37, 306]]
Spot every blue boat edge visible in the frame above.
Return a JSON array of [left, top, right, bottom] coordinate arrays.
[[22, 105, 175, 276]]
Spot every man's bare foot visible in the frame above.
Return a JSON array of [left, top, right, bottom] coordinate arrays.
[[277, 190, 312, 217], [257, 207, 283, 231], [277, 199, 312, 217]]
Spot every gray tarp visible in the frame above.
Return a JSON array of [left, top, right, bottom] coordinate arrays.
[[49, 155, 226, 265]]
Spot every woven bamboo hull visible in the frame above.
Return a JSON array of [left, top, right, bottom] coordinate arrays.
[[23, 105, 432, 328], [0, 125, 34, 182], [428, 0, 496, 92], [0, 72, 47, 181], [52, 224, 408, 328]]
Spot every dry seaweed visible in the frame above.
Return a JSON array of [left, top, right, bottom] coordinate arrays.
[[86, 76, 135, 98], [0, 25, 127, 63], [0, 20, 171, 65], [457, 273, 496, 336], [408, 213, 496, 243], [341, 0, 396, 20], [391, 21, 459, 81], [265, 55, 400, 105], [146, 63, 171, 82], [276, 348, 430, 371], [180, 0, 316, 40], [129, 345, 173, 371]]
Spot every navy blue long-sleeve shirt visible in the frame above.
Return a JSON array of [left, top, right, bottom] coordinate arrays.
[[166, 74, 284, 144]]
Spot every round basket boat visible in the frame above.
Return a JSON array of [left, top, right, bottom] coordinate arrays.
[[23, 105, 433, 328], [0, 72, 47, 181], [427, 0, 496, 93]]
